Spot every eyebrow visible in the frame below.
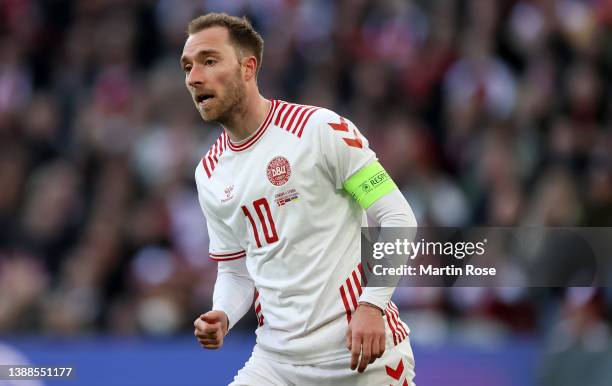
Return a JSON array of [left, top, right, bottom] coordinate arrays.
[[180, 49, 221, 66]]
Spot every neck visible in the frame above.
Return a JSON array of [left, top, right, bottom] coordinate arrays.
[[223, 94, 270, 142]]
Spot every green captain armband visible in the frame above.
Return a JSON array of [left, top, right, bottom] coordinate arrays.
[[343, 161, 398, 209]]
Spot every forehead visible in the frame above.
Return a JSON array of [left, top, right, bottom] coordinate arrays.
[[182, 26, 233, 59]]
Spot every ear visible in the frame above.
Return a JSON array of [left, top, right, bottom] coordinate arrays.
[[242, 56, 258, 81]]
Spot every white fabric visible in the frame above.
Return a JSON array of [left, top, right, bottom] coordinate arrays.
[[196, 100, 412, 364], [230, 336, 416, 386], [212, 259, 254, 330], [359, 190, 418, 311]]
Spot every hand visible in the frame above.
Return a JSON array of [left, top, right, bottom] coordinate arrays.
[[346, 302, 386, 373], [194, 310, 229, 350]]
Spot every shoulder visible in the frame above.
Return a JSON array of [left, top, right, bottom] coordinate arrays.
[[269, 100, 351, 141], [195, 131, 229, 181], [308, 108, 346, 132], [296, 106, 353, 142], [271, 100, 338, 138]]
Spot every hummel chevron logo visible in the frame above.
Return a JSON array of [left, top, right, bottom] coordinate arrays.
[[328, 117, 363, 149], [385, 358, 404, 381], [328, 116, 349, 132]]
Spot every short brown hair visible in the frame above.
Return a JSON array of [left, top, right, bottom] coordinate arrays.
[[187, 13, 264, 75]]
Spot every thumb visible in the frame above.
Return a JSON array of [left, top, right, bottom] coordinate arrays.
[[200, 312, 220, 324]]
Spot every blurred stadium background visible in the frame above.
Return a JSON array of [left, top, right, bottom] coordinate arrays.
[[0, 0, 611, 385]]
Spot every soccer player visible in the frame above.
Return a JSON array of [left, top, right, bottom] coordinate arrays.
[[184, 13, 417, 386]]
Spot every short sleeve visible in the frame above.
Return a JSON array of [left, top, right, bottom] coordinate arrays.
[[195, 163, 246, 261], [205, 214, 246, 261], [316, 109, 377, 189]]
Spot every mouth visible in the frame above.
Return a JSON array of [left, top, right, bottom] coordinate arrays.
[[195, 92, 215, 108]]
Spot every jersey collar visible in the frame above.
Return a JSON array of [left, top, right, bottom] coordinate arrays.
[[227, 99, 278, 152]]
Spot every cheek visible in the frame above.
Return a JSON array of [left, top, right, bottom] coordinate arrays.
[[215, 68, 236, 85]]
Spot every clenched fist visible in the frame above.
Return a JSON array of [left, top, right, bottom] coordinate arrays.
[[194, 310, 229, 350]]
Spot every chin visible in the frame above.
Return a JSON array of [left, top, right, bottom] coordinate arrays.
[[199, 110, 217, 122]]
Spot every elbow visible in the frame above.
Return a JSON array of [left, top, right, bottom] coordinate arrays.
[[405, 205, 417, 228]]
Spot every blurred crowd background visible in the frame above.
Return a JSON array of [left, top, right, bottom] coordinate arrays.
[[0, 0, 611, 384]]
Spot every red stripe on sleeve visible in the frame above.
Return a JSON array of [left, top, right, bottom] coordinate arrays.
[[291, 106, 313, 134], [345, 278, 359, 309], [387, 305, 407, 341], [207, 153, 215, 172], [296, 108, 319, 138], [280, 104, 297, 128], [274, 102, 288, 126], [352, 270, 362, 295], [285, 106, 304, 132], [340, 286, 352, 323], [389, 303, 409, 337], [209, 250, 246, 260], [209, 251, 246, 257], [202, 157, 211, 178], [211, 141, 219, 163], [214, 138, 223, 160], [385, 309, 398, 345], [358, 263, 368, 286], [210, 255, 245, 261]]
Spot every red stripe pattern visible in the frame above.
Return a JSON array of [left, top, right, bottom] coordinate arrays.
[[227, 99, 279, 152], [272, 101, 319, 138], [339, 263, 366, 323], [201, 131, 228, 178], [385, 301, 409, 345], [209, 250, 246, 261], [338, 263, 409, 346], [254, 289, 264, 326]]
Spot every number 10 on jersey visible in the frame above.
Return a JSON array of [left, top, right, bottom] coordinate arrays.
[[242, 198, 279, 247]]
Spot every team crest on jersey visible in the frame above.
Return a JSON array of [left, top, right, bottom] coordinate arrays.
[[266, 156, 291, 186]]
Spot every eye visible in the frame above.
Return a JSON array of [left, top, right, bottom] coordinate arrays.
[[204, 58, 217, 66], [183, 64, 192, 73]]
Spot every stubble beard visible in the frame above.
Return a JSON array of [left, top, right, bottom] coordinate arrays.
[[199, 68, 246, 127]]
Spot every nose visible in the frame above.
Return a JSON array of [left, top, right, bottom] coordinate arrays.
[[187, 63, 204, 88]]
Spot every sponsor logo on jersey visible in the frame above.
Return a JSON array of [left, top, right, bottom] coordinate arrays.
[[275, 188, 299, 207], [267, 156, 291, 186], [221, 184, 235, 203]]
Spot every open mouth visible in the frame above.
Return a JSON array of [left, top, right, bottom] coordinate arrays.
[[196, 93, 215, 107]]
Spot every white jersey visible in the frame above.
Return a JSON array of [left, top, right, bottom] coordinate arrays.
[[195, 99, 409, 364]]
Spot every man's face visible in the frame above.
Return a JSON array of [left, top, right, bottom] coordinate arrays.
[[181, 27, 246, 123]]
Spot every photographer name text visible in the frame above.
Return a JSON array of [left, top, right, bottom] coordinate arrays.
[[372, 264, 496, 277]]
